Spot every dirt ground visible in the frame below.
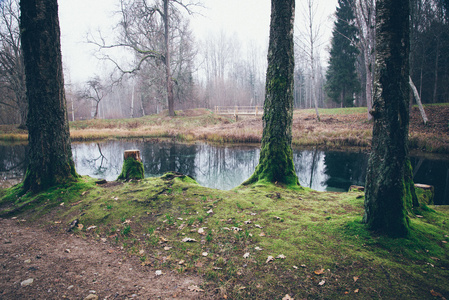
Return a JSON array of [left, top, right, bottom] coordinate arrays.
[[0, 218, 212, 300]]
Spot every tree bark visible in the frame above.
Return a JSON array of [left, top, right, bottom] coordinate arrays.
[[363, 0, 415, 237], [409, 76, 428, 125], [164, 0, 175, 117], [20, 0, 78, 192], [243, 0, 299, 187]]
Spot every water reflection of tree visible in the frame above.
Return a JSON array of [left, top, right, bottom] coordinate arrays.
[[0, 144, 28, 181], [293, 148, 325, 190], [322, 151, 368, 191], [195, 145, 259, 190], [141, 142, 197, 179]]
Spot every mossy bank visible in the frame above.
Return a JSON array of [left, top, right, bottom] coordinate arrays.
[[1, 174, 448, 299]]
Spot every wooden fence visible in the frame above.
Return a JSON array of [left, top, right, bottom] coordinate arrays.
[[214, 106, 263, 119]]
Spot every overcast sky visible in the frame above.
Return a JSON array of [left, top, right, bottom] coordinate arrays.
[[58, 0, 338, 84]]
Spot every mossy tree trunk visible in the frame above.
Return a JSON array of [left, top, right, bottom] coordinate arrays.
[[363, 0, 416, 237], [20, 0, 78, 192], [244, 0, 299, 187]]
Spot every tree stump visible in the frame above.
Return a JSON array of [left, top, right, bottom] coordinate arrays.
[[124, 150, 141, 162], [414, 183, 434, 205], [117, 150, 144, 181]]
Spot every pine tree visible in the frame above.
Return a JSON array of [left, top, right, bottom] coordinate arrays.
[[325, 0, 360, 107]]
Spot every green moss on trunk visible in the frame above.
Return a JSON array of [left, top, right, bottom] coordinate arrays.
[[243, 0, 299, 188], [363, 0, 416, 237], [117, 157, 144, 181], [20, 0, 78, 192]]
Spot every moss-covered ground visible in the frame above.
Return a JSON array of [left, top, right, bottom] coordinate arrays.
[[1, 174, 448, 299]]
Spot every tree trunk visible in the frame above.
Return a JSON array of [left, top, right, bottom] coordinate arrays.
[[363, 0, 415, 237], [409, 76, 428, 125], [164, 0, 175, 117], [243, 0, 299, 187], [20, 0, 78, 192]]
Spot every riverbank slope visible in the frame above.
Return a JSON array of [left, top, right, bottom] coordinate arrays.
[[1, 105, 448, 153]]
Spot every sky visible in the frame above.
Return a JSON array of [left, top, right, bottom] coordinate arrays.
[[58, 0, 338, 84]]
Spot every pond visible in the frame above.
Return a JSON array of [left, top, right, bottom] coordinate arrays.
[[1, 140, 448, 204]]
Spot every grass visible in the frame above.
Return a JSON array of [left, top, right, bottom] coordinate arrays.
[[1, 105, 448, 153], [1, 174, 448, 299]]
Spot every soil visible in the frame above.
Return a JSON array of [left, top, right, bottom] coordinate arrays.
[[0, 218, 212, 300]]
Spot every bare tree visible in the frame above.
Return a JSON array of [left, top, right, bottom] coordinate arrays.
[[351, 0, 376, 119], [89, 0, 202, 117], [78, 76, 110, 119], [296, 0, 325, 120], [0, 0, 27, 128]]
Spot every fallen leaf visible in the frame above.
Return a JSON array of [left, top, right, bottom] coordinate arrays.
[[353, 276, 359, 282], [243, 253, 250, 258], [164, 246, 172, 251], [177, 217, 183, 220], [139, 250, 145, 255], [222, 227, 231, 231], [178, 224, 186, 230], [64, 249, 71, 253], [275, 216, 282, 220], [318, 280, 325, 286], [54, 221, 61, 224], [77, 224, 84, 230], [178, 260, 185, 265], [206, 209, 213, 214], [244, 220, 252, 224], [182, 237, 197, 243], [188, 285, 204, 292], [202, 252, 208, 257], [155, 270, 162, 276], [430, 290, 443, 297], [276, 254, 286, 259], [232, 227, 242, 232], [198, 228, 206, 235], [159, 236, 168, 243], [255, 246, 263, 251], [123, 219, 132, 224], [416, 215, 424, 218], [266, 256, 274, 263], [293, 265, 298, 269], [259, 232, 266, 237], [255, 224, 263, 229], [282, 294, 294, 300], [86, 226, 97, 231], [354, 289, 359, 293], [301, 264, 307, 268], [314, 269, 325, 275], [442, 241, 447, 244]]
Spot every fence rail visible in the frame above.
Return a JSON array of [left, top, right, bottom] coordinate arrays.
[[214, 106, 263, 117]]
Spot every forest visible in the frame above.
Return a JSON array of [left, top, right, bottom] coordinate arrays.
[[1, 0, 448, 124]]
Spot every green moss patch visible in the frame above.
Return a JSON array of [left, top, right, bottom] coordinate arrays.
[[1, 175, 448, 299]]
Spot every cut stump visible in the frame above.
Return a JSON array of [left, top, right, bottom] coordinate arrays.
[[117, 150, 144, 181]]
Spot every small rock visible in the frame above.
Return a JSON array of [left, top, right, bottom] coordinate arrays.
[[65, 249, 71, 253], [24, 259, 31, 264], [155, 270, 163, 276], [84, 294, 98, 300], [21, 278, 34, 287], [67, 285, 74, 290]]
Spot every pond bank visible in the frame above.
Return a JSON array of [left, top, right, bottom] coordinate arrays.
[[0, 174, 448, 299], [1, 105, 448, 153]]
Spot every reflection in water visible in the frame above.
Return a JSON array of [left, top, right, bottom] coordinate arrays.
[[1, 141, 448, 204]]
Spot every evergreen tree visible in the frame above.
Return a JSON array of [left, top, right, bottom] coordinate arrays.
[[325, 0, 360, 107]]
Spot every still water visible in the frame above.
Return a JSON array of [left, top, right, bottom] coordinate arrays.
[[1, 140, 448, 204]]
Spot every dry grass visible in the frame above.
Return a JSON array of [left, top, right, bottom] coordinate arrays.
[[1, 106, 448, 153]]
